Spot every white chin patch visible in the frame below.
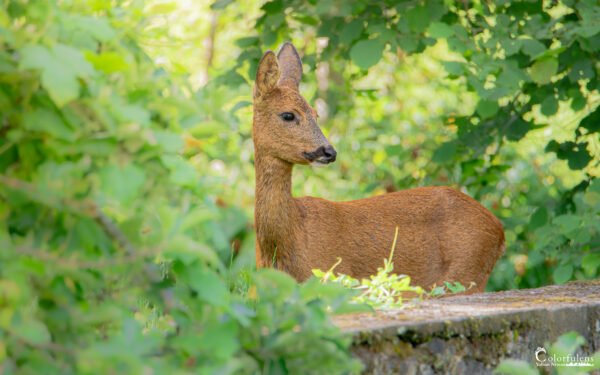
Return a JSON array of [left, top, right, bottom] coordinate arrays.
[[310, 161, 328, 168]]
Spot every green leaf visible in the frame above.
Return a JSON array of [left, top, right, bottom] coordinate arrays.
[[255, 268, 297, 302], [497, 60, 528, 92], [430, 286, 446, 297], [230, 100, 252, 114], [529, 57, 557, 85], [41, 67, 79, 106], [20, 44, 93, 106], [23, 108, 75, 141], [501, 38, 522, 56], [54, 44, 95, 77], [493, 359, 537, 375], [546, 141, 593, 169], [505, 118, 530, 141], [593, 352, 600, 370], [407, 6, 429, 32], [161, 155, 198, 187], [85, 51, 129, 73], [147, 1, 178, 13], [235, 36, 259, 48], [19, 44, 53, 70], [13, 319, 51, 345], [442, 61, 464, 76], [540, 96, 558, 116], [397, 34, 419, 53], [549, 331, 585, 357], [196, 318, 239, 360], [581, 252, 600, 277], [191, 120, 222, 137], [553, 264, 573, 284], [350, 39, 385, 70], [211, 0, 234, 9], [262, 0, 284, 14], [99, 163, 146, 204], [568, 59, 595, 82], [571, 94, 587, 112], [340, 20, 363, 45], [432, 141, 457, 163], [443, 281, 466, 293], [476, 99, 499, 119], [574, 12, 600, 38], [566, 146, 592, 170], [74, 217, 110, 252], [76, 16, 116, 41], [188, 266, 230, 306], [553, 214, 581, 233], [581, 253, 600, 277], [427, 22, 454, 38], [292, 14, 319, 26], [583, 184, 600, 207], [520, 39, 546, 58], [153, 131, 183, 153], [579, 106, 600, 133], [300, 278, 350, 301], [111, 102, 151, 127], [163, 236, 221, 266], [529, 207, 548, 230]]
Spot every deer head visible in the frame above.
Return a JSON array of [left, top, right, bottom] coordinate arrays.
[[252, 42, 336, 166]]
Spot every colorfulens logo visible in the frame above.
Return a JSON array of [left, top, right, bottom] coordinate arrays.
[[535, 346, 594, 367], [535, 347, 547, 363]]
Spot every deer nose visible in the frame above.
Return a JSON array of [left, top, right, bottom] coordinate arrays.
[[322, 145, 337, 162], [303, 145, 337, 164]]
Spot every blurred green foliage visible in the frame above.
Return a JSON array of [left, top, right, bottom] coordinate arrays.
[[1, 0, 599, 373], [0, 1, 362, 373]]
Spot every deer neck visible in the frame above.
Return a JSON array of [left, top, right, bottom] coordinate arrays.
[[254, 153, 300, 269]]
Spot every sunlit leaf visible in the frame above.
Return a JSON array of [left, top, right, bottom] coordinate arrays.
[[85, 51, 129, 73]]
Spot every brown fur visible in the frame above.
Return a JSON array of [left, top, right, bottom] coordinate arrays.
[[253, 43, 505, 293]]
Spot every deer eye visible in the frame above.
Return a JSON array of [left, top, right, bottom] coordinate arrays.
[[280, 112, 295, 122]]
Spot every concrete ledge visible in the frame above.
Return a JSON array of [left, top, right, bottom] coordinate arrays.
[[335, 280, 600, 374]]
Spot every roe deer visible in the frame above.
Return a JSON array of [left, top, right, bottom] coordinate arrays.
[[252, 42, 504, 293]]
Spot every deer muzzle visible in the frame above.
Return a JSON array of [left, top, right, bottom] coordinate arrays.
[[303, 145, 337, 165]]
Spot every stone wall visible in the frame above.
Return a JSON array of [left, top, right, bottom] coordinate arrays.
[[334, 280, 600, 374]]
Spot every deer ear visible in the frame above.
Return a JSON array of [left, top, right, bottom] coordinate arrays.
[[277, 42, 302, 89], [255, 51, 280, 98]]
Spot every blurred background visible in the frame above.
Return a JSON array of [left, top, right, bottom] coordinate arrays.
[[1, 0, 599, 372]]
